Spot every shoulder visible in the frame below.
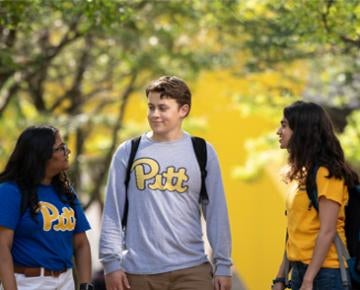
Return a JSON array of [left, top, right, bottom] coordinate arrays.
[[316, 166, 341, 185], [189, 135, 214, 150], [113, 137, 140, 160], [197, 137, 217, 156], [0, 182, 22, 228], [0, 182, 22, 205], [189, 135, 219, 163], [317, 166, 343, 182], [0, 181, 21, 195], [116, 138, 133, 152], [317, 166, 330, 178], [316, 166, 346, 198]]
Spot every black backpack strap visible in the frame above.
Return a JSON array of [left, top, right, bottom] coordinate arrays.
[[122, 136, 141, 229], [191, 136, 208, 205], [306, 165, 320, 211]]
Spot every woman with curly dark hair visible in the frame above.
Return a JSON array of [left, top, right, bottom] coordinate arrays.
[[0, 125, 93, 290], [272, 101, 359, 290]]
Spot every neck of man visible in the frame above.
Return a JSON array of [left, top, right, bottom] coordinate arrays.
[[149, 129, 184, 142]]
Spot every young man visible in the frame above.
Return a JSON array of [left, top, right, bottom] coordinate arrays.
[[99, 76, 232, 290]]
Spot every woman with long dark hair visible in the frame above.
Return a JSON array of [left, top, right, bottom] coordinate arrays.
[[0, 125, 93, 290], [272, 101, 359, 290]]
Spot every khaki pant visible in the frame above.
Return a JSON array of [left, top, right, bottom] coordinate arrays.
[[127, 262, 214, 290]]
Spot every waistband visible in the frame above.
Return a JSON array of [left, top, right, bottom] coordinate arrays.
[[14, 265, 68, 277]]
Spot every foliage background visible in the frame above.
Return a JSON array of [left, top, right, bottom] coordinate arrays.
[[1, 0, 359, 289]]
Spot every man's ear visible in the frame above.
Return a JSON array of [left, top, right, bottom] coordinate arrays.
[[179, 104, 190, 117]]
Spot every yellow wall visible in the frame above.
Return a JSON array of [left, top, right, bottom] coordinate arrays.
[[125, 71, 291, 290], [191, 72, 287, 289]]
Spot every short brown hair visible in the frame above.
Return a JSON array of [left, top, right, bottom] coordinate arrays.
[[145, 76, 191, 109]]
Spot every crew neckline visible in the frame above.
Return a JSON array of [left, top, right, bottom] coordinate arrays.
[[144, 131, 188, 144]]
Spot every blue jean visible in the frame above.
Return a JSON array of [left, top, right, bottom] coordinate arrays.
[[291, 262, 346, 290]]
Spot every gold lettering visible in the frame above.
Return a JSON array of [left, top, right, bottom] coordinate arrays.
[[132, 158, 159, 190], [40, 202, 76, 232], [163, 167, 188, 192], [149, 174, 165, 190], [63, 207, 76, 230], [40, 202, 59, 231], [54, 212, 66, 231], [54, 207, 76, 231], [131, 158, 189, 193], [173, 168, 189, 192]]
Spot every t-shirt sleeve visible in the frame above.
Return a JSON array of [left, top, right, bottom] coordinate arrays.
[[316, 167, 346, 205], [73, 195, 91, 233], [0, 183, 22, 230]]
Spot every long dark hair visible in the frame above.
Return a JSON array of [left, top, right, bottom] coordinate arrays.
[[0, 125, 76, 216], [284, 101, 358, 188]]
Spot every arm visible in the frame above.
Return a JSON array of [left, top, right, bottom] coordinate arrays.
[[73, 232, 92, 284], [99, 143, 131, 290], [104, 271, 130, 290], [0, 226, 17, 290], [214, 276, 232, 290], [300, 197, 339, 290], [272, 252, 288, 290], [203, 144, 232, 290]]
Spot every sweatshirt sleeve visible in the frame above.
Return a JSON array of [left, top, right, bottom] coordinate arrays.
[[99, 140, 130, 274], [203, 143, 232, 276]]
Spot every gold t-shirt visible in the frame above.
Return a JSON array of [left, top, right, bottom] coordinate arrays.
[[286, 167, 348, 268]]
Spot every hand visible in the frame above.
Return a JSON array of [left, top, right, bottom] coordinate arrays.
[[271, 282, 285, 290], [104, 270, 130, 290], [300, 279, 313, 290], [214, 275, 231, 290]]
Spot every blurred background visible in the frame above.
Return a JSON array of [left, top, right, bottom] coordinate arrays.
[[0, 0, 359, 289]]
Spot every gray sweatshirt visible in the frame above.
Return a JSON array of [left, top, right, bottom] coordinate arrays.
[[99, 132, 232, 276]]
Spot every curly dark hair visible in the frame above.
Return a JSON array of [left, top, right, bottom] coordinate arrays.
[[0, 125, 76, 217], [284, 101, 358, 188]]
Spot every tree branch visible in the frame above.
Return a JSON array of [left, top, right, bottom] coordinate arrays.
[[83, 71, 138, 211], [66, 36, 93, 114], [0, 80, 20, 117], [43, 18, 82, 62], [340, 35, 360, 48], [0, 28, 17, 89], [320, 0, 334, 34]]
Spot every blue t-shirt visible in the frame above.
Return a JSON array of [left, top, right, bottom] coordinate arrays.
[[0, 182, 91, 271]]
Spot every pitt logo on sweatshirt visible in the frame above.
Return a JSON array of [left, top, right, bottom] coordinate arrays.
[[132, 158, 189, 193]]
